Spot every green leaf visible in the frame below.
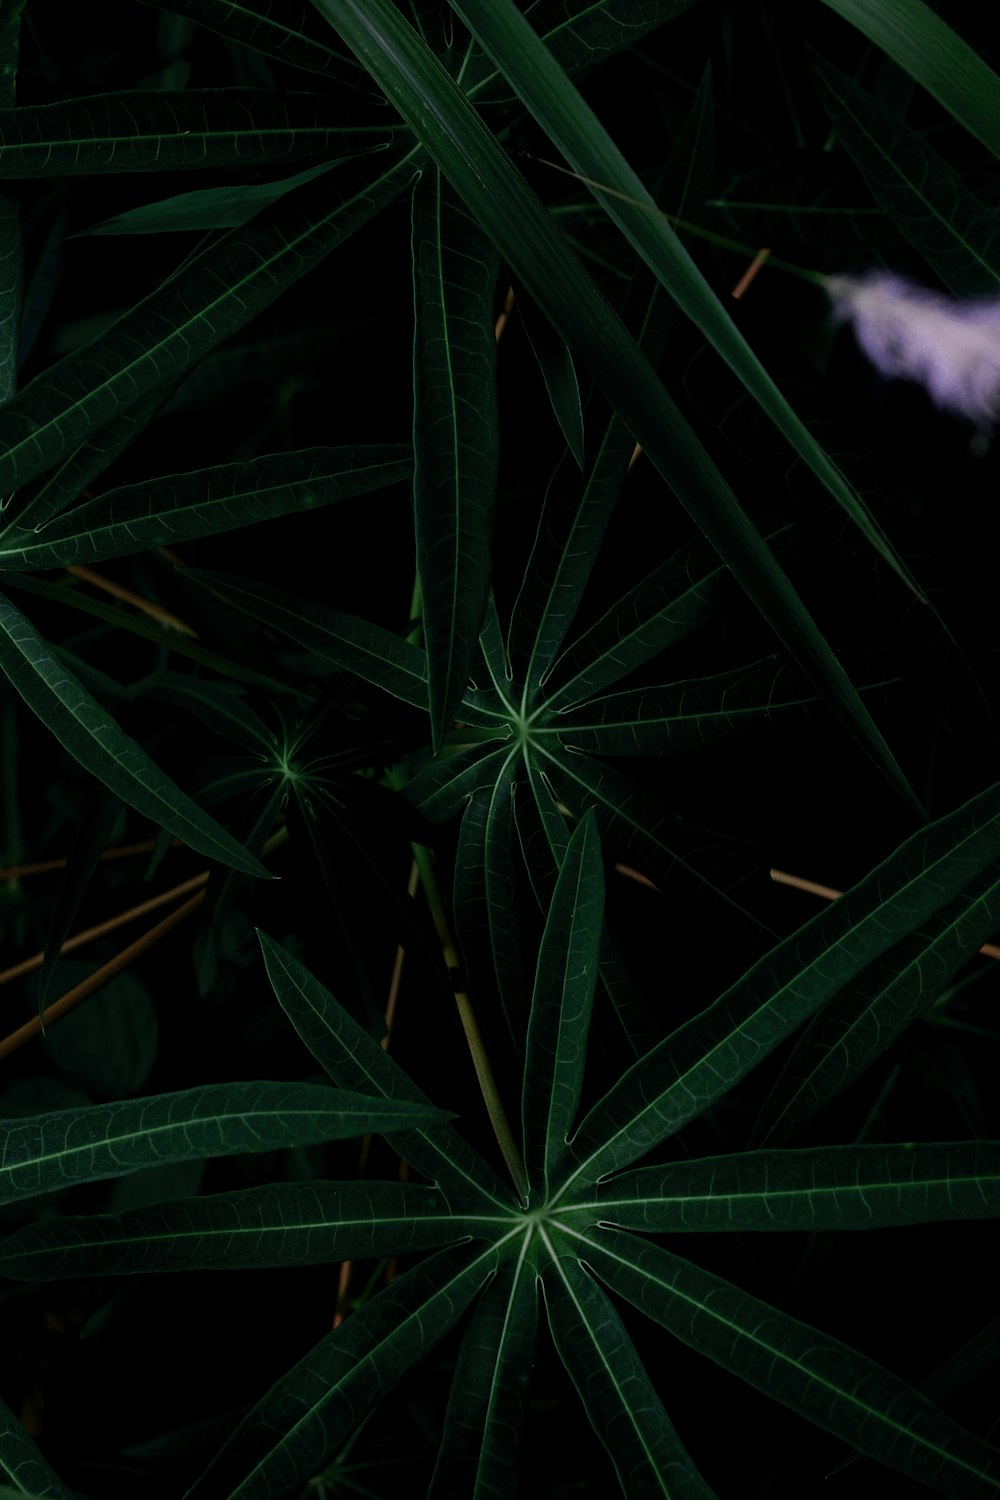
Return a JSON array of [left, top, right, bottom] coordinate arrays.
[[135, 0, 369, 86], [0, 1181, 469, 1279], [822, 0, 1000, 166], [560, 775, 1000, 1193], [453, 773, 530, 1061], [0, 192, 19, 406], [580, 1142, 1000, 1232], [0, 1396, 72, 1500], [0, 589, 271, 878], [184, 1242, 497, 1500], [0, 445, 413, 571], [6, 386, 172, 538], [0, 90, 371, 176], [0, 1080, 452, 1208], [412, 168, 500, 749], [812, 55, 1000, 296], [184, 568, 430, 710], [468, 0, 704, 108], [132, 670, 276, 755], [429, 1250, 538, 1498], [257, 929, 513, 1205], [0, 149, 420, 496], [555, 656, 820, 756], [751, 861, 1000, 1146], [316, 0, 920, 815], [538, 749, 770, 932], [447, 0, 926, 603], [522, 810, 604, 1198], [514, 283, 585, 468], [507, 263, 675, 695], [542, 1250, 716, 1499], [78, 159, 349, 236], [575, 1225, 1000, 1497]]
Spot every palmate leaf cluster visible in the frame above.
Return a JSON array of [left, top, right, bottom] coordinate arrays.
[[2, 1, 1000, 1497]]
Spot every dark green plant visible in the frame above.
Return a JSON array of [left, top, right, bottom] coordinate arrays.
[[2, 1, 1000, 1497]]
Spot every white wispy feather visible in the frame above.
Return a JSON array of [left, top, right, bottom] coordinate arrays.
[[824, 269, 1000, 432]]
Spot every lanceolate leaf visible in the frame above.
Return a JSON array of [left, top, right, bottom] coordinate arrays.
[[0, 589, 271, 878], [78, 159, 348, 237], [429, 1250, 538, 1498], [316, 0, 920, 815], [0, 446, 413, 571], [0, 90, 380, 176], [446, 0, 926, 603], [561, 776, 1000, 1194], [0, 1397, 71, 1500], [467, 0, 704, 108], [812, 57, 1000, 296], [183, 1242, 499, 1500], [135, 0, 369, 86], [257, 930, 513, 1205], [0, 1181, 472, 1279], [751, 861, 1000, 1147], [184, 568, 430, 710], [573, 1225, 1000, 1497], [541, 1249, 716, 1500], [522, 811, 604, 1197], [577, 1142, 1000, 1233], [0, 149, 421, 495], [554, 657, 821, 755], [412, 168, 500, 749], [822, 0, 1000, 166], [0, 1081, 452, 1208]]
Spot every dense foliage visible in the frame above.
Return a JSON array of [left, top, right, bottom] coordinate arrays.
[[2, 2, 1000, 1497]]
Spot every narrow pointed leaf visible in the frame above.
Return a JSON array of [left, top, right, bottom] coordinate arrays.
[[0, 149, 420, 495], [508, 252, 675, 693], [514, 283, 585, 468], [523, 810, 604, 1196], [406, 742, 514, 822], [133, 671, 276, 755], [543, 537, 734, 712], [508, 420, 633, 695], [578, 1142, 1000, 1233], [0, 1081, 451, 1209], [539, 748, 770, 932], [412, 168, 499, 750], [555, 657, 821, 756], [79, 159, 347, 237], [752, 861, 1000, 1147], [257, 930, 513, 1205], [453, 772, 530, 1062], [576, 1225, 1000, 1497], [562, 776, 1000, 1194], [0, 1398, 71, 1500], [429, 1246, 539, 1499], [184, 568, 430, 709], [812, 56, 1000, 296], [822, 0, 1000, 166], [0, 590, 271, 878], [468, 0, 704, 108], [0, 445, 413, 571], [5, 386, 172, 538], [0, 1181, 472, 1279], [135, 0, 368, 86], [542, 1248, 717, 1500], [449, 0, 925, 601], [184, 1242, 496, 1500], [0, 90, 368, 176], [317, 0, 920, 814]]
